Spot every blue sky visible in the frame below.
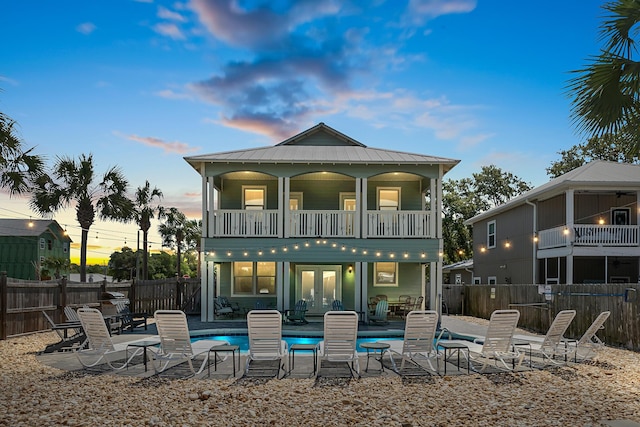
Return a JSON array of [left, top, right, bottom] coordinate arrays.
[[1, 0, 605, 263]]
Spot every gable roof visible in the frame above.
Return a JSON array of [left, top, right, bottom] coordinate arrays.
[[466, 160, 640, 224], [185, 122, 460, 173], [443, 259, 473, 272], [0, 219, 72, 242]]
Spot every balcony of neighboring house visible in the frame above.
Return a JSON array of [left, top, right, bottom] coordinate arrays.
[[538, 224, 640, 249]]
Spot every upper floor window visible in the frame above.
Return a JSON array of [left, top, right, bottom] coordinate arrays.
[[487, 220, 496, 249], [243, 186, 266, 210], [40, 238, 45, 250], [289, 192, 303, 210], [377, 188, 400, 211], [233, 261, 276, 295], [63, 244, 68, 253], [47, 240, 53, 250]]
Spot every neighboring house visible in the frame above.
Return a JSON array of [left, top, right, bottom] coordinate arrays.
[[443, 259, 475, 285], [466, 161, 640, 285], [0, 219, 72, 280], [185, 123, 459, 320]]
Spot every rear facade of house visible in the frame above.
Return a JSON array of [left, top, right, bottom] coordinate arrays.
[[185, 123, 459, 320]]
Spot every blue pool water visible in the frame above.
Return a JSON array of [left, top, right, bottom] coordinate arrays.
[[195, 336, 402, 352]]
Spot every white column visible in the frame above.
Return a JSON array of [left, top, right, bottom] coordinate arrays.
[[202, 260, 216, 321], [360, 262, 368, 321], [283, 261, 291, 311], [566, 189, 574, 284], [355, 178, 361, 238], [429, 261, 437, 311], [361, 178, 368, 238], [279, 177, 286, 238], [421, 263, 426, 310], [277, 261, 286, 311], [430, 178, 436, 238]]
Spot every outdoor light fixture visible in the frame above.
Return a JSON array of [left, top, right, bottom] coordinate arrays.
[[504, 239, 511, 248], [598, 218, 605, 225], [348, 264, 353, 273]]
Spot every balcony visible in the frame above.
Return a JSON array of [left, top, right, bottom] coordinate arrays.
[[538, 225, 639, 249], [207, 209, 433, 238]]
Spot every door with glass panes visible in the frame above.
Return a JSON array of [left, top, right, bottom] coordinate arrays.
[[295, 265, 342, 315]]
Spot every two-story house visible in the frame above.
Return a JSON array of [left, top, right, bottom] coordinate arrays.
[[185, 123, 459, 320], [0, 218, 72, 280], [466, 161, 640, 285]]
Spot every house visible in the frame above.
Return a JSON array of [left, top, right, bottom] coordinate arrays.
[[443, 259, 474, 285], [0, 219, 72, 280], [466, 161, 640, 285], [185, 123, 460, 320]]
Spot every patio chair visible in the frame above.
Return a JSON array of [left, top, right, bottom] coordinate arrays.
[[152, 310, 229, 377], [245, 310, 288, 378], [41, 310, 86, 353], [284, 300, 308, 325], [213, 298, 234, 318], [317, 310, 360, 377], [381, 310, 441, 373], [332, 300, 344, 311], [75, 307, 143, 370], [514, 309, 576, 365], [115, 301, 149, 332], [445, 309, 523, 372], [254, 300, 267, 310], [218, 296, 241, 318], [570, 311, 611, 361], [368, 299, 389, 325]]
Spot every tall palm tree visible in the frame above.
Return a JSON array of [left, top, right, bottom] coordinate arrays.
[[0, 110, 45, 195], [158, 207, 188, 278], [30, 154, 133, 282], [183, 218, 202, 278], [567, 0, 640, 155], [132, 180, 164, 280]]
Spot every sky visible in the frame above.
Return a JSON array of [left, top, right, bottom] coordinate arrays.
[[1, 0, 607, 265]]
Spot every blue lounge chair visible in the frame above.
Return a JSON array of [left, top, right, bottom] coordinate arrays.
[[284, 300, 308, 325]]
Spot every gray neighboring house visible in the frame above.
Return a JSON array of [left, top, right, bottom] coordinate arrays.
[[466, 160, 640, 285], [442, 259, 474, 285]]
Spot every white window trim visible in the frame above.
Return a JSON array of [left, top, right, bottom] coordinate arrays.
[[488, 276, 497, 285], [242, 185, 267, 210], [373, 262, 398, 287], [487, 220, 496, 249], [376, 187, 401, 210], [289, 192, 303, 210], [340, 192, 356, 210], [40, 238, 45, 250], [232, 261, 277, 296], [473, 277, 481, 284]]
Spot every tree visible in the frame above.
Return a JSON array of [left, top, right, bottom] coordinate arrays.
[[547, 133, 640, 177], [182, 218, 202, 278], [567, 0, 640, 156], [41, 256, 71, 280], [108, 246, 138, 281], [158, 207, 188, 278], [30, 154, 133, 282], [0, 108, 45, 195], [442, 166, 532, 264], [131, 180, 164, 280]]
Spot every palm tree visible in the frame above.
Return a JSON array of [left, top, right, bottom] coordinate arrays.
[[183, 218, 202, 278], [567, 0, 640, 155], [30, 154, 133, 282], [132, 180, 164, 280], [158, 207, 188, 278], [0, 110, 45, 195]]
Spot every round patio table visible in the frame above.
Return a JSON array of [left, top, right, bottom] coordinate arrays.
[[361, 341, 390, 372]]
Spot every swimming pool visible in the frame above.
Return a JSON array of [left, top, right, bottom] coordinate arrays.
[[194, 335, 402, 352]]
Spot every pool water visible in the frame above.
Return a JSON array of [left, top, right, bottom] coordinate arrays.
[[195, 336, 402, 352]]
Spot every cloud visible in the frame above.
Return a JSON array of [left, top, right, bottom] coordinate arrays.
[[153, 22, 186, 39], [158, 6, 187, 22], [155, 89, 192, 100], [0, 75, 19, 86], [76, 22, 96, 35], [122, 133, 200, 154], [405, 0, 476, 24]]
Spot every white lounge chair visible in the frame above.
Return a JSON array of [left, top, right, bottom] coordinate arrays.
[[514, 309, 576, 365], [152, 310, 228, 377], [245, 310, 288, 378], [317, 310, 360, 377], [445, 309, 523, 372], [75, 307, 143, 370], [381, 310, 441, 373], [570, 311, 611, 361]]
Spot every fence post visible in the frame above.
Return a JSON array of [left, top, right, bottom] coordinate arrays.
[[1, 272, 7, 340], [59, 276, 67, 315], [130, 278, 136, 313], [176, 277, 182, 310]]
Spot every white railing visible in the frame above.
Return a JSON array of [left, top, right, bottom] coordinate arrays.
[[289, 210, 356, 238], [210, 210, 279, 237], [366, 210, 432, 238], [538, 224, 639, 249], [573, 225, 638, 246]]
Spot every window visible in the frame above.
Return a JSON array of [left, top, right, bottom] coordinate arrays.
[[233, 261, 276, 295], [47, 240, 53, 250], [473, 277, 481, 284], [289, 192, 303, 210], [40, 238, 45, 250], [243, 186, 266, 210], [454, 274, 462, 284], [488, 276, 497, 285], [63, 244, 68, 253], [374, 262, 398, 286], [487, 220, 496, 249], [378, 188, 400, 210]]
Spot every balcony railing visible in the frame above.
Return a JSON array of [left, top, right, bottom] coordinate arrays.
[[208, 209, 433, 238], [538, 225, 639, 249]]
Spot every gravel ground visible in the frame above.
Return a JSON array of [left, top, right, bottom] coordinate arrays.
[[1, 320, 640, 426]]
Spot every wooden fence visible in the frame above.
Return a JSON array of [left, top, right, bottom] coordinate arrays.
[[442, 283, 640, 351], [0, 272, 200, 339]]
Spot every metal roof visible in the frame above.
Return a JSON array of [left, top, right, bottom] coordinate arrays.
[[466, 160, 640, 224], [185, 123, 460, 172], [0, 219, 72, 241]]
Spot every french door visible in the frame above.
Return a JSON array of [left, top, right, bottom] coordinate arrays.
[[295, 265, 342, 315]]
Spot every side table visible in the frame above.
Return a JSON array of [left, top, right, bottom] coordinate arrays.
[[361, 341, 390, 373], [289, 343, 317, 376], [208, 344, 240, 378], [126, 338, 160, 372], [437, 341, 469, 375]]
